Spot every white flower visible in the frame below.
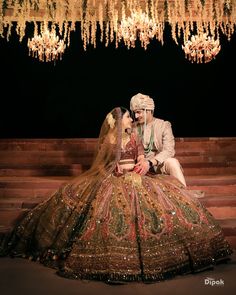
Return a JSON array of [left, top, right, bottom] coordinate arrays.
[[106, 113, 116, 129]]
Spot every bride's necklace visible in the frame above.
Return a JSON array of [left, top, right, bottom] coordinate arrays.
[[121, 132, 130, 148]]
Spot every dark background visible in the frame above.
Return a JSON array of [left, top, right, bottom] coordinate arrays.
[[0, 23, 235, 138]]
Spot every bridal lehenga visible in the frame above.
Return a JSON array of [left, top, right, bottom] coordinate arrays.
[[0, 108, 232, 283]]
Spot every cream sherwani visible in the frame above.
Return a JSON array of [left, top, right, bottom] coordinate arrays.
[[134, 118, 186, 186]]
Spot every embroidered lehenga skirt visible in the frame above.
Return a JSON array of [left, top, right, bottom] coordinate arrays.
[[1, 172, 232, 283]]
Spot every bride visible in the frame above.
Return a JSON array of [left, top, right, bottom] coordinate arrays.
[[0, 107, 232, 283]]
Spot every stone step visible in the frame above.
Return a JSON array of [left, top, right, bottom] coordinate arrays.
[[186, 175, 236, 186], [188, 185, 236, 196], [0, 139, 98, 152], [1, 165, 236, 178], [0, 175, 235, 188], [0, 153, 235, 165], [207, 207, 236, 219], [0, 176, 68, 198], [183, 167, 236, 176], [0, 167, 235, 177], [0, 197, 46, 209], [0, 209, 29, 226], [178, 156, 236, 163], [200, 195, 236, 207], [176, 139, 236, 154], [225, 236, 236, 249], [0, 164, 83, 177], [218, 219, 236, 236], [0, 176, 71, 189], [1, 195, 236, 220], [0, 151, 236, 166], [0, 188, 56, 198], [0, 175, 235, 197], [1, 185, 234, 199], [0, 158, 235, 166], [0, 151, 93, 165], [0, 175, 235, 186], [0, 165, 83, 177], [176, 150, 236, 157], [0, 137, 235, 152]]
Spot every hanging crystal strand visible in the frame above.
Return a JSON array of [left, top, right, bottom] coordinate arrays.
[[117, 0, 125, 46], [91, 13, 97, 48], [153, 0, 163, 45], [225, 0, 235, 41], [107, 0, 112, 45], [56, 0, 64, 40], [188, 0, 194, 35], [81, 0, 88, 51], [98, 2, 104, 43], [89, 0, 96, 48], [69, 0, 76, 32], [170, 0, 179, 45], [0, 0, 4, 39], [113, 1, 119, 48], [153, 0, 159, 31], [176, 3, 182, 44], [105, 18, 109, 47], [109, 0, 118, 45], [5, 21, 12, 41], [63, 21, 68, 46], [209, 0, 216, 39], [13, 0, 27, 42]]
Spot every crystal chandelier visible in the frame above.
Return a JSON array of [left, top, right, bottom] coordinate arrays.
[[117, 8, 159, 49], [182, 33, 221, 63], [28, 29, 66, 63]]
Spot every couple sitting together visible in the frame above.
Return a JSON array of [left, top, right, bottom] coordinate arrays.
[[0, 93, 232, 284]]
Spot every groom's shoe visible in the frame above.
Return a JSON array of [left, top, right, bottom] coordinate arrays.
[[191, 190, 205, 198]]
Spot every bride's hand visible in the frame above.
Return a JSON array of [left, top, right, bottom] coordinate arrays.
[[134, 159, 150, 175], [114, 163, 123, 176]]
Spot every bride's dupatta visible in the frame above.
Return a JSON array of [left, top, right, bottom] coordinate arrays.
[[0, 108, 124, 260]]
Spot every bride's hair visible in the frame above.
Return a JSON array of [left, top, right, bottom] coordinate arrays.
[[112, 106, 128, 120]]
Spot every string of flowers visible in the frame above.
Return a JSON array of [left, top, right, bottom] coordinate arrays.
[[0, 0, 235, 53]]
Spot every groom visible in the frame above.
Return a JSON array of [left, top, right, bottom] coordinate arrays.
[[130, 93, 187, 187]]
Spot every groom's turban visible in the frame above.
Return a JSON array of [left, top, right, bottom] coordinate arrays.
[[130, 93, 155, 111]]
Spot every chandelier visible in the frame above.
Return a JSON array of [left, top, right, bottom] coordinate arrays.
[[28, 28, 66, 63], [182, 33, 221, 63], [117, 8, 160, 50]]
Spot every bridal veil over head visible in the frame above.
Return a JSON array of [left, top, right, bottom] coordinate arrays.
[[64, 107, 124, 201]]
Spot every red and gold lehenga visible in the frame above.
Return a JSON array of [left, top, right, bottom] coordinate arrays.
[[0, 108, 233, 283]]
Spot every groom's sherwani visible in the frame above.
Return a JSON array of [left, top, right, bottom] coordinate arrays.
[[133, 117, 186, 186], [134, 118, 175, 165]]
